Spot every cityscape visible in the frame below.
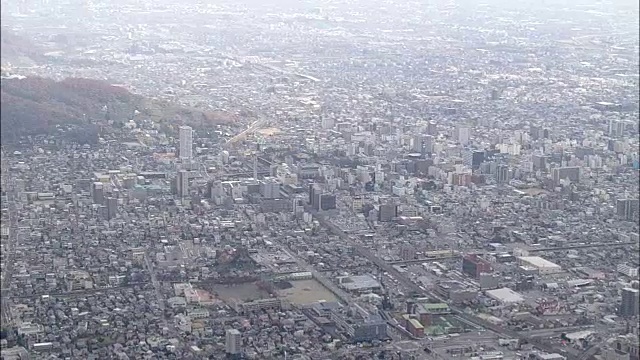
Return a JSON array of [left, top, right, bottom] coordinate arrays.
[[0, 0, 639, 360]]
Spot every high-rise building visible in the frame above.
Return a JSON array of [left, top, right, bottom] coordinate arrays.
[[411, 135, 423, 153], [609, 119, 626, 138], [552, 166, 580, 185], [378, 204, 398, 222], [92, 182, 104, 205], [532, 154, 548, 171], [177, 170, 189, 198], [455, 126, 471, 146], [259, 178, 281, 199], [617, 199, 640, 221], [106, 197, 118, 220], [179, 126, 193, 160], [463, 150, 485, 170], [423, 135, 434, 155], [225, 329, 242, 355], [320, 194, 337, 211], [619, 288, 639, 318], [495, 164, 510, 184], [426, 122, 437, 136]]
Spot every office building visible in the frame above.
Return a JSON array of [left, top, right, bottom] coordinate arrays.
[[92, 182, 104, 205], [462, 254, 492, 279], [426, 121, 437, 136], [225, 329, 242, 355], [532, 154, 548, 171], [412, 135, 423, 153], [308, 184, 320, 205], [617, 199, 640, 221], [423, 135, 434, 154], [177, 170, 189, 198], [495, 164, 510, 184], [609, 119, 626, 138], [619, 288, 639, 318], [320, 194, 337, 211], [259, 178, 281, 199], [455, 126, 471, 145], [552, 166, 581, 185], [106, 197, 118, 220], [179, 126, 193, 160], [378, 203, 398, 222]]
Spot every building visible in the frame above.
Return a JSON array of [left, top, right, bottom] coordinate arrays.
[[495, 164, 510, 184], [532, 154, 548, 171], [455, 126, 471, 145], [260, 198, 291, 213], [320, 194, 337, 211], [225, 329, 242, 355], [231, 298, 282, 314], [605, 334, 639, 360], [413, 302, 451, 326], [330, 310, 388, 342], [106, 197, 117, 220], [436, 280, 478, 303], [337, 274, 382, 294], [486, 287, 525, 304], [462, 254, 492, 279], [259, 178, 281, 199], [179, 125, 193, 160], [552, 166, 581, 184], [423, 135, 434, 154], [412, 135, 423, 153], [609, 119, 626, 138], [407, 318, 424, 337], [619, 288, 639, 318], [618, 264, 639, 278], [617, 199, 640, 221], [91, 182, 104, 205], [378, 203, 398, 222], [517, 256, 562, 274], [426, 122, 437, 136], [177, 170, 189, 198]]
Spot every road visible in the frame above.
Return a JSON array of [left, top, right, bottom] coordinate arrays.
[[529, 242, 635, 253], [1, 172, 18, 327], [223, 118, 266, 149], [308, 208, 566, 356], [144, 253, 179, 340]]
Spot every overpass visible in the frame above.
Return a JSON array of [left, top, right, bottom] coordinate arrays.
[[388, 255, 461, 265], [528, 242, 635, 253]]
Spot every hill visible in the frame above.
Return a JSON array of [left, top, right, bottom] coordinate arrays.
[[0, 76, 235, 143], [0, 29, 43, 65]]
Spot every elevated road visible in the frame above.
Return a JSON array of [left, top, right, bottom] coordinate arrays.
[[223, 118, 266, 149], [528, 242, 635, 253]]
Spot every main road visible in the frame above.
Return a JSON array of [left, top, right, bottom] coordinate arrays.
[[1, 173, 19, 326], [223, 118, 266, 149]]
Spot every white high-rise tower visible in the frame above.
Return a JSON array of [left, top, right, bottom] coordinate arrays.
[[179, 126, 193, 160]]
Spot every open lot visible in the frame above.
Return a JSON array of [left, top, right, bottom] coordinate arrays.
[[276, 279, 338, 305]]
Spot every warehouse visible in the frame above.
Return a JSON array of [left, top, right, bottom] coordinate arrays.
[[486, 287, 525, 304], [517, 256, 562, 274]]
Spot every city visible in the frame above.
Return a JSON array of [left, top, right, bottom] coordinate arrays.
[[0, 0, 639, 359]]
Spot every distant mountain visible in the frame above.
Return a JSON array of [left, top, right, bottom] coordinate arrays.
[[0, 76, 235, 143], [0, 29, 43, 65]]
